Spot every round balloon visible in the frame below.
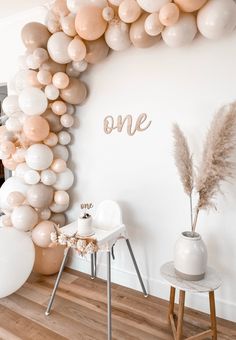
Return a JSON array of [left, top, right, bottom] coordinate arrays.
[[32, 220, 57, 248], [61, 13, 77, 37], [137, 0, 170, 13], [41, 169, 57, 186], [145, 13, 164, 36], [68, 36, 87, 62], [11, 205, 38, 231], [174, 0, 208, 12], [27, 183, 54, 209], [118, 0, 141, 23], [33, 244, 65, 275], [53, 168, 74, 190], [47, 32, 72, 64], [50, 213, 66, 227], [52, 145, 69, 161], [105, 21, 131, 51], [2, 95, 19, 117], [50, 201, 70, 213], [21, 22, 50, 52], [60, 78, 87, 105], [0, 228, 35, 298], [85, 37, 109, 64], [0, 177, 28, 211], [43, 109, 63, 133], [18, 87, 48, 116], [25, 144, 53, 170], [23, 116, 50, 142], [159, 3, 180, 26], [24, 170, 41, 185]]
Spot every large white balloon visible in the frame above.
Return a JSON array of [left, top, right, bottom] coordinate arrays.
[[105, 21, 131, 51], [162, 13, 197, 47], [137, 0, 170, 13], [11, 205, 38, 231], [18, 87, 48, 116], [25, 144, 53, 171], [197, 0, 236, 40], [47, 32, 72, 64], [53, 168, 74, 190], [0, 228, 35, 298], [0, 177, 28, 211], [2, 95, 19, 117]]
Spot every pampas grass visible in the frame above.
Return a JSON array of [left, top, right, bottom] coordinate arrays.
[[173, 102, 236, 233]]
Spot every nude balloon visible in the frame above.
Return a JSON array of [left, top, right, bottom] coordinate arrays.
[[44, 132, 59, 147], [33, 244, 65, 275], [27, 183, 54, 209], [50, 213, 66, 227], [105, 21, 131, 51], [145, 13, 164, 36], [130, 13, 161, 48], [43, 109, 63, 133], [21, 22, 50, 52], [75, 6, 107, 41], [159, 3, 180, 26], [11, 205, 38, 231], [32, 221, 57, 248], [39, 208, 51, 220], [23, 116, 50, 142], [52, 144, 69, 161], [60, 78, 87, 105], [118, 0, 141, 23], [41, 59, 66, 75], [85, 37, 109, 64], [45, 84, 60, 100], [66, 62, 81, 77], [174, 0, 207, 12], [61, 14, 77, 36], [54, 190, 70, 205], [2, 158, 17, 171], [68, 37, 87, 62], [33, 48, 49, 65], [52, 72, 69, 89], [18, 87, 48, 116], [137, 0, 170, 13], [50, 201, 69, 213], [47, 32, 72, 64]]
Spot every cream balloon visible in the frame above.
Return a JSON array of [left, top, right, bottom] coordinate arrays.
[[0, 228, 35, 298], [145, 13, 164, 36], [26, 54, 40, 70], [25, 144, 53, 171], [118, 0, 141, 23], [51, 158, 67, 173], [54, 190, 70, 205], [105, 21, 131, 51], [61, 13, 77, 36], [67, 0, 107, 13], [14, 70, 41, 93], [159, 3, 180, 27], [72, 60, 88, 72], [137, 0, 170, 13], [52, 72, 69, 89], [41, 169, 57, 186], [11, 205, 38, 231], [32, 221, 56, 248], [68, 37, 87, 62], [18, 87, 48, 116], [53, 168, 74, 190], [44, 132, 59, 147], [58, 131, 71, 145], [174, 0, 207, 12], [5, 117, 22, 132], [51, 101, 67, 116], [52, 0, 70, 17], [2, 95, 19, 116], [24, 170, 40, 185], [47, 32, 72, 64], [27, 183, 54, 209], [162, 13, 197, 47], [60, 114, 75, 127], [37, 70, 52, 85], [45, 84, 60, 100], [15, 163, 31, 180], [197, 0, 236, 40], [12, 148, 26, 163]]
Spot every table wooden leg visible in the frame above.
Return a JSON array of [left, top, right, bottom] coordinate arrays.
[[176, 290, 185, 340], [209, 291, 217, 340], [168, 286, 176, 320]]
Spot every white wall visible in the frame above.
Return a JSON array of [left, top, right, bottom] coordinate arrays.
[[0, 6, 236, 322]]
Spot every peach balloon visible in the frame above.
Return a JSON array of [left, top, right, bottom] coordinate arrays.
[[118, 0, 141, 23], [37, 70, 52, 85], [44, 132, 58, 147], [60, 78, 87, 105], [43, 109, 63, 132], [7, 191, 25, 207], [68, 37, 87, 62], [61, 13, 77, 36], [54, 190, 70, 205], [23, 116, 50, 142], [130, 13, 161, 48], [52, 72, 69, 89], [52, 0, 70, 17], [2, 158, 17, 171], [85, 37, 109, 64], [21, 22, 51, 52], [174, 0, 207, 12], [33, 244, 66, 275], [1, 141, 16, 155], [75, 6, 107, 41], [32, 220, 57, 248], [41, 59, 66, 75], [51, 158, 67, 173], [159, 3, 180, 26], [27, 70, 42, 88], [51, 100, 67, 115]]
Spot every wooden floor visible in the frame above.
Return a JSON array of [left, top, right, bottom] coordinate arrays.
[[0, 268, 235, 340]]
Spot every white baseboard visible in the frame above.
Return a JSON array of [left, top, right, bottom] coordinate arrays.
[[67, 253, 236, 323]]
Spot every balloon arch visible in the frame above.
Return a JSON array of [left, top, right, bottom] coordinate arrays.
[[0, 0, 236, 274]]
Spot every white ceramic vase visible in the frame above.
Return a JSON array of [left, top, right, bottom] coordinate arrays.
[[77, 215, 93, 236], [174, 231, 207, 281]]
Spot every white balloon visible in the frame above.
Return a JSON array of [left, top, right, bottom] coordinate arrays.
[[197, 0, 236, 40], [50, 201, 69, 213], [145, 13, 164, 36], [11, 205, 38, 231], [105, 21, 131, 51], [41, 169, 57, 185], [24, 170, 40, 185], [44, 84, 60, 100], [47, 32, 72, 64], [53, 168, 74, 190], [2, 95, 19, 116], [25, 144, 53, 171], [162, 13, 197, 47], [0, 228, 35, 298], [137, 0, 170, 13], [72, 60, 88, 72], [52, 145, 69, 162], [26, 54, 40, 70], [67, 0, 107, 13], [0, 177, 28, 211], [18, 87, 48, 116], [5, 117, 22, 132], [58, 131, 71, 145]]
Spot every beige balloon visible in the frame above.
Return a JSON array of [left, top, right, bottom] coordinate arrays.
[[61, 14, 77, 36], [41, 59, 66, 75], [60, 78, 87, 105], [37, 70, 52, 85], [68, 36, 87, 62], [174, 0, 208, 12], [21, 22, 51, 52], [118, 0, 141, 23], [159, 3, 180, 26], [33, 244, 66, 275], [51, 100, 67, 115], [130, 13, 161, 48], [85, 37, 109, 64], [32, 220, 57, 248], [27, 183, 54, 209], [50, 213, 66, 227], [43, 109, 63, 133], [43, 132, 58, 147]]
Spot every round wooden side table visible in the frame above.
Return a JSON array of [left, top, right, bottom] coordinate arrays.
[[160, 261, 222, 340]]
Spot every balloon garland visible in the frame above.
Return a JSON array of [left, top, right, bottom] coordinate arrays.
[[0, 0, 236, 274]]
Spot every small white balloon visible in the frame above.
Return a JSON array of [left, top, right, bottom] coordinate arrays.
[[105, 21, 131, 51], [45, 84, 60, 100], [72, 60, 88, 72], [60, 114, 74, 128], [25, 144, 53, 171], [2, 95, 19, 116], [108, 0, 122, 6], [145, 13, 164, 36], [26, 54, 40, 70], [24, 170, 40, 185], [47, 32, 72, 64], [58, 131, 71, 145], [5, 117, 22, 132], [137, 0, 170, 13], [18, 87, 48, 116], [11, 205, 38, 231], [54, 190, 70, 205], [52, 145, 69, 161], [53, 168, 74, 190], [41, 169, 57, 185]]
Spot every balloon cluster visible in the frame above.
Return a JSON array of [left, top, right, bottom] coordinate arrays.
[[0, 0, 236, 274]]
